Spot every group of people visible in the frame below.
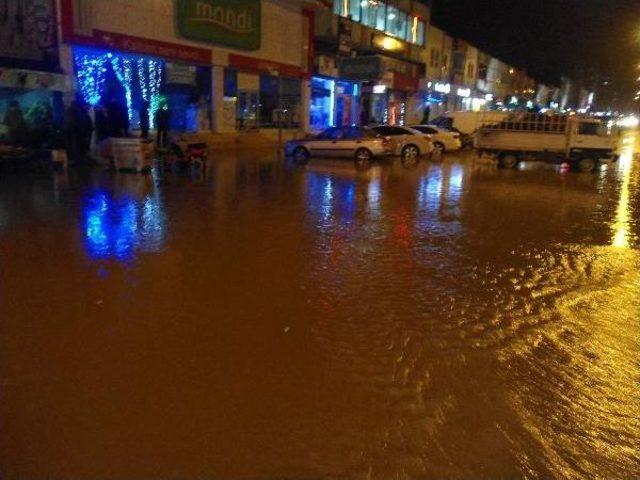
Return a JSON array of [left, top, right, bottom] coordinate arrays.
[[2, 96, 173, 166]]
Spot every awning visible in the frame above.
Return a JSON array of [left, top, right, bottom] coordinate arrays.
[[0, 68, 72, 92]]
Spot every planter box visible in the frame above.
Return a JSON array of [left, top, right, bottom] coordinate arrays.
[[111, 138, 154, 172]]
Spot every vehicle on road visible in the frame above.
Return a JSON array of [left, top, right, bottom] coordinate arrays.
[[285, 126, 391, 169], [409, 124, 462, 153], [371, 125, 434, 164], [474, 113, 619, 172], [430, 111, 511, 149]]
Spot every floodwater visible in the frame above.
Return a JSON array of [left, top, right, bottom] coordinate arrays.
[[1, 133, 639, 480]]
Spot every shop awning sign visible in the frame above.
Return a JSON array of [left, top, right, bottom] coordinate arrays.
[[338, 56, 382, 81], [0, 68, 71, 92], [176, 0, 261, 51]]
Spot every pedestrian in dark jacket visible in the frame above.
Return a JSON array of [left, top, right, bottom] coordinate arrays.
[[65, 100, 94, 165], [139, 101, 150, 139], [94, 103, 110, 143], [155, 104, 170, 148], [4, 101, 27, 145]]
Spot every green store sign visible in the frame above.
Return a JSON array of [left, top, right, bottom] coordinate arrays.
[[176, 0, 261, 51]]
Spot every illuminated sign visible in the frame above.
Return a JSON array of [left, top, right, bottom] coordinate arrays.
[[457, 88, 471, 98], [434, 82, 450, 94]]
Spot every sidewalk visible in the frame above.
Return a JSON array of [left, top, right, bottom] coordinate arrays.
[[178, 129, 304, 152]]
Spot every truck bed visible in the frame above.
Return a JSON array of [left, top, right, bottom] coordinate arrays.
[[474, 130, 566, 152]]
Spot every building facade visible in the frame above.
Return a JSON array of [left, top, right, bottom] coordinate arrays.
[[0, 0, 72, 145], [311, 0, 429, 128], [57, 0, 313, 134]]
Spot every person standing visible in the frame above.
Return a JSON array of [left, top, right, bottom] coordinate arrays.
[[155, 103, 170, 149], [139, 101, 150, 139], [421, 104, 431, 124], [3, 100, 26, 146], [94, 103, 110, 143], [65, 100, 94, 165]]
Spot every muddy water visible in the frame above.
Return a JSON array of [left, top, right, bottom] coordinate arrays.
[[1, 136, 639, 479]]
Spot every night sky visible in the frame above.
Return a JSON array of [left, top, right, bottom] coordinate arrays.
[[432, 0, 640, 104]]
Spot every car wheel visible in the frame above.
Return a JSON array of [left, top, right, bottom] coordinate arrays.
[[576, 157, 597, 173], [401, 144, 420, 167], [354, 148, 372, 170], [293, 146, 310, 165], [431, 143, 444, 161], [498, 153, 519, 169]]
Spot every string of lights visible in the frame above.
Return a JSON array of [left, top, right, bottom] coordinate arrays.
[[73, 48, 166, 125]]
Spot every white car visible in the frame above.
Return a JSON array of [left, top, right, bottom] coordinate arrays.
[[371, 125, 434, 162], [409, 125, 462, 153]]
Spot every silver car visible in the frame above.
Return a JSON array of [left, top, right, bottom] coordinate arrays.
[[285, 126, 391, 169], [371, 125, 435, 162]]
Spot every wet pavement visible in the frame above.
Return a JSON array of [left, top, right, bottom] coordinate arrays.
[[1, 132, 639, 479]]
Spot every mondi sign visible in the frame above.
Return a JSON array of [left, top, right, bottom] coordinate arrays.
[[176, 0, 261, 50]]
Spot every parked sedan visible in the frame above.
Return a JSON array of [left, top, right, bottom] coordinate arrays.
[[285, 126, 391, 169], [409, 125, 463, 153], [371, 125, 434, 163]]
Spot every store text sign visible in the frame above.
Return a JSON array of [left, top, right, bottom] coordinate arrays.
[[176, 0, 261, 51]]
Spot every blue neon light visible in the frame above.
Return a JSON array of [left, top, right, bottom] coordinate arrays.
[[73, 48, 165, 124]]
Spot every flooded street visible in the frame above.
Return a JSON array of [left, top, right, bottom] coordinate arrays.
[[1, 135, 639, 479]]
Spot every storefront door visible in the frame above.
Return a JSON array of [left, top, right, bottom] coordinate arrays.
[[237, 90, 259, 130]]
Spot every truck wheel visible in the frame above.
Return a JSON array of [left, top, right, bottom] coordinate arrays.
[[498, 153, 519, 169], [577, 157, 597, 173]]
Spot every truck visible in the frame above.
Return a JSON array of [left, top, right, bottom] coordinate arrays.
[[474, 113, 619, 172]]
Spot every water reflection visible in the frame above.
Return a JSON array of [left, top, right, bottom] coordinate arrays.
[[82, 189, 166, 260], [611, 136, 635, 248]]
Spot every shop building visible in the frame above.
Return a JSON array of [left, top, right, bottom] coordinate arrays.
[[423, 24, 452, 120], [311, 0, 429, 129], [57, 0, 313, 134], [0, 0, 71, 147]]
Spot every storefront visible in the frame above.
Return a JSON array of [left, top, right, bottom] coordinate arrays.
[[59, 0, 309, 134], [72, 46, 212, 134], [0, 68, 71, 146], [309, 76, 359, 131]]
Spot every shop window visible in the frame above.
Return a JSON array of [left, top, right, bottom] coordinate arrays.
[[310, 76, 335, 130], [361, 0, 386, 31], [334, 0, 360, 22], [223, 68, 237, 97], [259, 75, 301, 129], [385, 6, 407, 39]]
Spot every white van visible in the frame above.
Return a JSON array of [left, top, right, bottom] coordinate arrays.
[[430, 111, 512, 135]]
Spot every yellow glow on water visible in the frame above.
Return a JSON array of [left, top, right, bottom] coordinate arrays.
[[611, 132, 636, 248]]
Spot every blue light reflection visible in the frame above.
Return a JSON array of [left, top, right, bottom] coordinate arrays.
[[83, 190, 166, 260]]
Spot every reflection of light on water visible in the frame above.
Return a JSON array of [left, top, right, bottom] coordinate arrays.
[[83, 190, 166, 260], [367, 175, 382, 218], [448, 164, 464, 202], [417, 165, 443, 213], [611, 135, 634, 248]]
